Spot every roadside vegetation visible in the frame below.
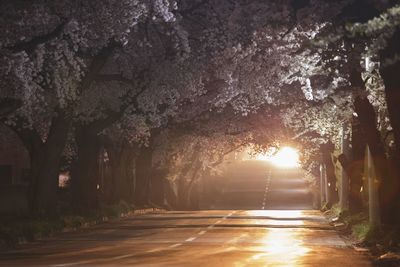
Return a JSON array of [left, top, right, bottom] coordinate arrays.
[[0, 201, 156, 247]]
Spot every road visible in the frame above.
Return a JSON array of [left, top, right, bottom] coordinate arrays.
[[0, 161, 371, 266], [208, 161, 314, 210]]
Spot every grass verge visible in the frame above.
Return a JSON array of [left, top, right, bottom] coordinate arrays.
[[0, 201, 158, 248]]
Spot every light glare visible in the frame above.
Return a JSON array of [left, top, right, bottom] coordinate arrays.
[[256, 146, 300, 168]]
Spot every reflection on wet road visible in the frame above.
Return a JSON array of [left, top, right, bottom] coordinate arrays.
[[0, 210, 371, 266]]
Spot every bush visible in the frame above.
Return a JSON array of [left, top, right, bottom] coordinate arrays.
[[100, 201, 132, 218], [62, 216, 85, 228], [0, 201, 136, 246]]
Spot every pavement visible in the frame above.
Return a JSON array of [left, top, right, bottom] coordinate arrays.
[[0, 161, 372, 266]]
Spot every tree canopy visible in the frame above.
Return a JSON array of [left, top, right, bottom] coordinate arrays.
[[1, 0, 400, 214]]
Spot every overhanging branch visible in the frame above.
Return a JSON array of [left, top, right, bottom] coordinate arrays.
[[6, 21, 69, 53]]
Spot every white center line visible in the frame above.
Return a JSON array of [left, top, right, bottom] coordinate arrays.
[[185, 237, 197, 242], [52, 260, 98, 267], [146, 248, 162, 253], [262, 172, 272, 210], [168, 243, 182, 248], [198, 230, 207, 235], [112, 253, 136, 260]]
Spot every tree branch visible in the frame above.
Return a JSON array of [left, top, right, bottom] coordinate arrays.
[[79, 41, 121, 93], [95, 74, 137, 85], [6, 21, 69, 53], [0, 98, 22, 118]]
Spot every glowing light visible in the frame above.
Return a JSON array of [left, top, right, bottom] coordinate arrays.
[[255, 146, 300, 168], [248, 210, 303, 218], [269, 146, 300, 168], [255, 153, 270, 161]]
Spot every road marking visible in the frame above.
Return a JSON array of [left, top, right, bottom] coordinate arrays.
[[169, 243, 182, 248], [215, 220, 222, 224], [262, 172, 272, 210], [207, 225, 214, 229], [52, 260, 96, 267], [198, 230, 207, 235], [112, 253, 136, 260], [146, 248, 162, 253], [185, 237, 197, 242]]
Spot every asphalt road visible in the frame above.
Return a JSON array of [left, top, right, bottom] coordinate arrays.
[[0, 162, 372, 266], [209, 161, 314, 210]]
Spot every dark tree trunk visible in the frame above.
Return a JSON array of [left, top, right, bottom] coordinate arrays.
[[349, 66, 399, 223], [177, 159, 202, 210], [321, 142, 338, 207], [106, 142, 137, 204], [348, 118, 366, 212], [149, 168, 167, 207], [380, 29, 400, 162], [30, 112, 71, 215], [354, 96, 396, 223], [71, 127, 100, 212], [379, 28, 400, 222], [134, 145, 153, 206]]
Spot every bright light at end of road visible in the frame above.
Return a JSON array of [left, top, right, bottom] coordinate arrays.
[[256, 146, 300, 168]]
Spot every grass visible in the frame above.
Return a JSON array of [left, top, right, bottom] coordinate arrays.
[[0, 219, 64, 243], [352, 222, 376, 242], [0, 201, 138, 247], [323, 204, 380, 244]]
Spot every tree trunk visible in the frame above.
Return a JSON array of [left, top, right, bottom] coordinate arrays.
[[134, 145, 153, 206], [149, 168, 167, 207], [106, 142, 137, 204], [30, 112, 71, 215], [379, 29, 400, 222], [320, 142, 338, 207], [380, 29, 400, 162], [177, 179, 190, 210], [346, 118, 366, 212], [177, 159, 202, 210], [339, 123, 350, 211], [354, 96, 396, 223], [71, 127, 100, 212]]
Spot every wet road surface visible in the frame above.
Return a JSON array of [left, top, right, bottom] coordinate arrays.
[[209, 161, 313, 210], [0, 210, 371, 266]]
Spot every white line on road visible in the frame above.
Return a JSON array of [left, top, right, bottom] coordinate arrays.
[[52, 260, 97, 267], [185, 237, 197, 242], [112, 253, 136, 260], [262, 172, 271, 210], [146, 248, 162, 253], [198, 230, 207, 235], [168, 243, 182, 248]]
